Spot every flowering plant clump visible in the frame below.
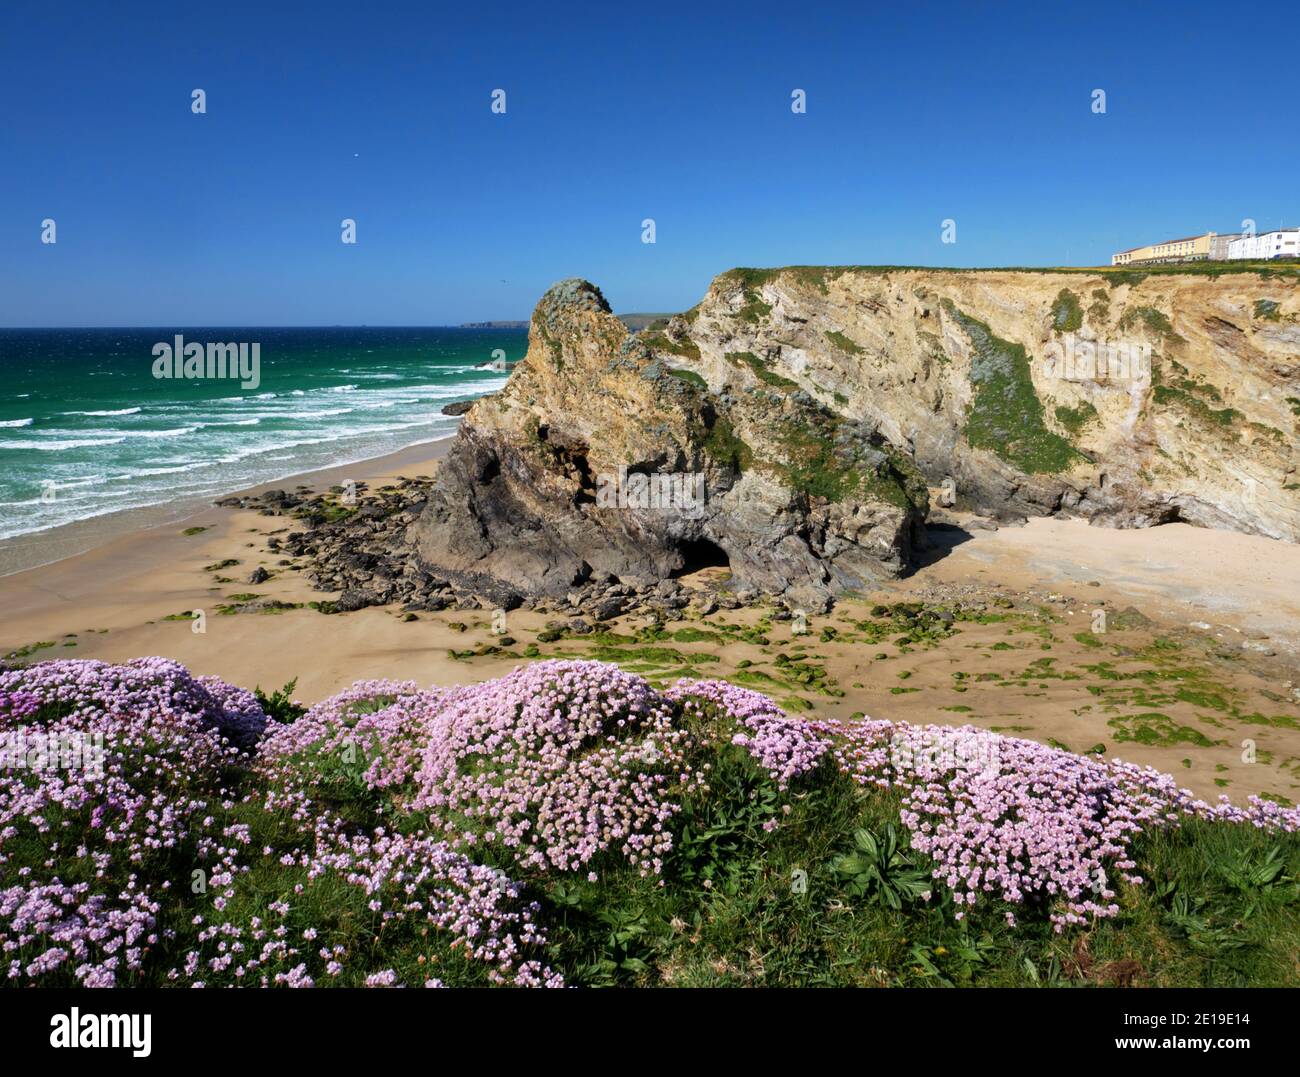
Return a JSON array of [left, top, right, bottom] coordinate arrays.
[[256, 677, 428, 793], [0, 657, 267, 748], [410, 661, 690, 874], [260, 662, 837, 880], [4, 655, 1299, 986], [0, 691, 41, 723], [665, 679, 834, 791], [0, 660, 559, 987], [0, 659, 258, 986], [822, 718, 1300, 930]]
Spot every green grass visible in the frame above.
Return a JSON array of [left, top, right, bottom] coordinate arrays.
[[698, 412, 753, 472], [769, 415, 921, 509], [3, 640, 57, 661], [824, 330, 864, 355], [720, 266, 832, 295], [715, 262, 1300, 286], [540, 762, 1300, 987], [1054, 400, 1099, 435], [644, 331, 703, 362], [1118, 304, 1183, 343], [203, 559, 241, 571], [943, 300, 1085, 474], [716, 275, 777, 325], [1108, 712, 1217, 748], [727, 350, 797, 390], [664, 367, 708, 390], [1150, 361, 1242, 429], [1050, 289, 1083, 333]]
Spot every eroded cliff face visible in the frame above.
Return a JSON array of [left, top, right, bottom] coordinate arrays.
[[414, 267, 1299, 609], [414, 279, 927, 609], [648, 267, 1300, 541]]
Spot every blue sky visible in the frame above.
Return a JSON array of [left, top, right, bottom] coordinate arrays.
[[1, 0, 1295, 326]]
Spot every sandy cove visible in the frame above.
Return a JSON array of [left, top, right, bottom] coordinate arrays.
[[2, 442, 1299, 806]]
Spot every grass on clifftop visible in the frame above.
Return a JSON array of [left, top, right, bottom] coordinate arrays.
[[718, 262, 1300, 286]]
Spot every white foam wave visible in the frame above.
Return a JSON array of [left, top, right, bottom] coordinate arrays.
[[0, 437, 125, 450], [35, 426, 198, 440]]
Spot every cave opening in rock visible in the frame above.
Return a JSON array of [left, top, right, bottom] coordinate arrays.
[[672, 537, 730, 577]]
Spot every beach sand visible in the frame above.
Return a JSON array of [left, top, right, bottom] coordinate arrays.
[[2, 443, 1298, 805]]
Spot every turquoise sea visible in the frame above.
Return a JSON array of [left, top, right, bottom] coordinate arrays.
[[0, 327, 524, 541]]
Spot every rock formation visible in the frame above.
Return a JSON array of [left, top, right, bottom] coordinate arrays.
[[300, 265, 1298, 614], [653, 266, 1299, 541], [413, 279, 928, 610]]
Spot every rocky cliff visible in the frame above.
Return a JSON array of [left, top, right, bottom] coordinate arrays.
[[412, 266, 1300, 608], [648, 266, 1300, 539], [414, 279, 927, 610]]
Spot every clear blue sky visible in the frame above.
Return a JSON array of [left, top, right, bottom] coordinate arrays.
[[1, 0, 1295, 326]]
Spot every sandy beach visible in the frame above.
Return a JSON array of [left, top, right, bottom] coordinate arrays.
[[2, 440, 1298, 806]]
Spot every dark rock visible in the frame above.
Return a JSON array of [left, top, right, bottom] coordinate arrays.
[[590, 596, 628, 621], [333, 589, 380, 613]]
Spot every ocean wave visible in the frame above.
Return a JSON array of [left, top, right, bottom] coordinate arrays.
[[61, 407, 142, 417], [119, 464, 203, 477], [125, 426, 200, 439], [34, 425, 199, 440], [0, 437, 126, 451], [210, 419, 444, 464], [0, 418, 34, 427], [53, 474, 108, 488]]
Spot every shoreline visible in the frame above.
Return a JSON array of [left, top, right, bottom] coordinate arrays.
[[0, 434, 453, 652], [0, 434, 457, 579]]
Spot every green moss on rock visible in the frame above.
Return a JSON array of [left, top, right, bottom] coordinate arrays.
[[1050, 289, 1083, 333], [825, 330, 865, 355], [943, 301, 1084, 474]]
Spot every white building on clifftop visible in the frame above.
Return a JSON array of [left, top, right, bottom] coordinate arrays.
[[1228, 229, 1300, 260]]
